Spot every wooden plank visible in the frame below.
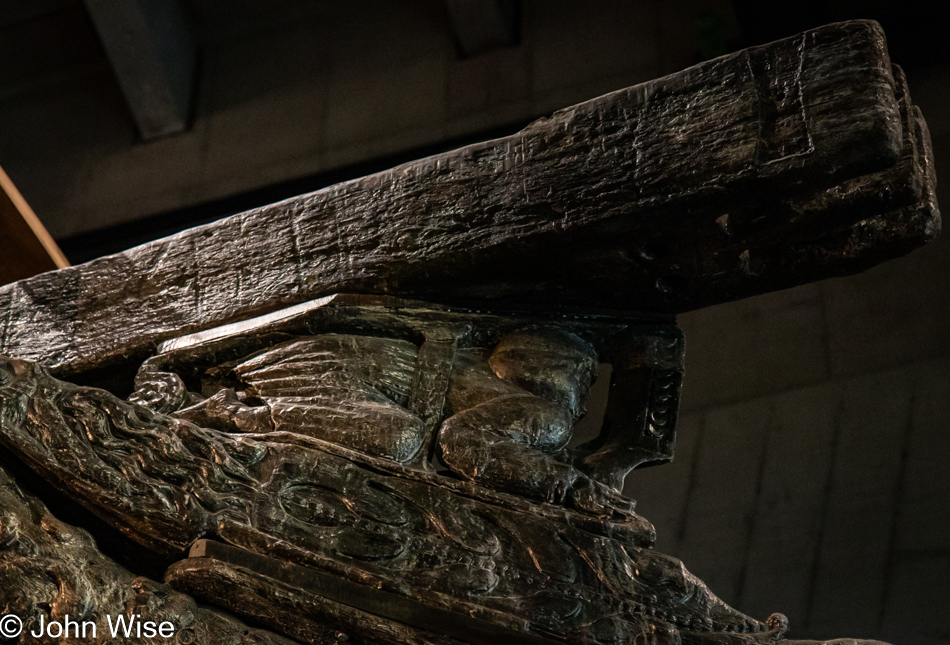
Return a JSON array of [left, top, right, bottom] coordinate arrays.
[[179, 540, 560, 645], [84, 0, 196, 139], [0, 164, 69, 285], [591, 64, 939, 311], [168, 548, 473, 645], [0, 21, 917, 376]]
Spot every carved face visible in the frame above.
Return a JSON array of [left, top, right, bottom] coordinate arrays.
[[488, 327, 599, 420]]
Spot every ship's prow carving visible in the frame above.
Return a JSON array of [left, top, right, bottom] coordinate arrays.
[[0, 18, 940, 645]]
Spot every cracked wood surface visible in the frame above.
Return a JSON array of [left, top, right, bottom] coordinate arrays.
[[0, 20, 937, 379]]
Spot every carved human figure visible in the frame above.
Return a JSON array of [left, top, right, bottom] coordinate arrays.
[[0, 355, 793, 644], [438, 328, 629, 514], [180, 334, 427, 463], [137, 326, 639, 516]]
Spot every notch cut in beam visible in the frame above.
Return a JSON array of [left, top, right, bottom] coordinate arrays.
[[0, 21, 935, 376]]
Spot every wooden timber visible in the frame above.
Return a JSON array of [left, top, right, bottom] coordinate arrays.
[[0, 20, 939, 377]]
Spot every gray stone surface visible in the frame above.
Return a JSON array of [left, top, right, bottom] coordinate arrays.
[[808, 370, 913, 637], [738, 385, 841, 627], [896, 362, 950, 555], [677, 285, 831, 413]]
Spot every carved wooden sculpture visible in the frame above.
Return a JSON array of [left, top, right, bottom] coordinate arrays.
[[0, 20, 940, 645]]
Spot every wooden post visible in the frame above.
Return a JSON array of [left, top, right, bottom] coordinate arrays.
[[0, 164, 68, 285]]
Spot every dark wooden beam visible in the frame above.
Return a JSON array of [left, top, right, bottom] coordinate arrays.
[[84, 0, 196, 140], [445, 0, 518, 57], [0, 165, 69, 286], [0, 21, 937, 377]]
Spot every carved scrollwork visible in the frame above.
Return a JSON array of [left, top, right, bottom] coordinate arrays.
[[0, 354, 784, 644]]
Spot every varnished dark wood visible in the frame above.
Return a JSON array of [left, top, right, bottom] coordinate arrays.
[[0, 356, 774, 644], [407, 327, 460, 467], [177, 540, 560, 645]]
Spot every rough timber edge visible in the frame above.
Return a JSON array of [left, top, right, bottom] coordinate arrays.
[[0, 20, 914, 379]]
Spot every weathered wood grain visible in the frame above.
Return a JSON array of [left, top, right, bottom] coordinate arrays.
[[570, 66, 940, 310], [0, 21, 920, 376], [407, 327, 460, 467], [173, 540, 558, 645], [168, 547, 475, 645]]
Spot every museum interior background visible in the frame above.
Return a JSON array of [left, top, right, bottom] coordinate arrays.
[[0, 1, 948, 643]]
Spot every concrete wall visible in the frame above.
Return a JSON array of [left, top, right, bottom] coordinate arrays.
[[628, 81, 950, 644], [0, 0, 700, 240]]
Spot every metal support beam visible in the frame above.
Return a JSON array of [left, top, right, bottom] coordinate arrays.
[[444, 0, 519, 58], [84, 0, 196, 140]]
